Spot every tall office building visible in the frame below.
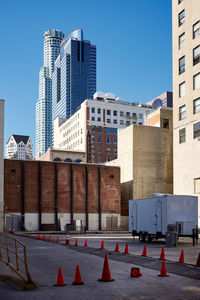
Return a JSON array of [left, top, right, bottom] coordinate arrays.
[[36, 29, 65, 159], [172, 0, 200, 221], [52, 28, 96, 145]]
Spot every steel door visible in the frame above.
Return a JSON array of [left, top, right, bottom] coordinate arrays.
[[156, 202, 162, 232]]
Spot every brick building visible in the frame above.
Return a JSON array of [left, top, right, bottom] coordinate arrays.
[[4, 159, 120, 231]]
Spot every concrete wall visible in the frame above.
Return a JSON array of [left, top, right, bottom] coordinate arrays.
[[0, 100, 4, 232], [4, 160, 121, 231], [172, 0, 200, 222]]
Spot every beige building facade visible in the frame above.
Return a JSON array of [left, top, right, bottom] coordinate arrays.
[[172, 0, 200, 223], [0, 99, 5, 231], [38, 147, 86, 163], [107, 108, 173, 228]]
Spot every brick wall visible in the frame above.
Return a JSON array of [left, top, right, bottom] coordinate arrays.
[[4, 160, 120, 230]]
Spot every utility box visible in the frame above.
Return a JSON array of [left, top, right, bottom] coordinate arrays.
[[129, 194, 198, 243]]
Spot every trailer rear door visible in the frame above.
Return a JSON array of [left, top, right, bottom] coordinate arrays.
[[156, 202, 162, 232]]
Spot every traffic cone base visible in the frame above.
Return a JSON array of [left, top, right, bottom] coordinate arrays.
[[84, 239, 88, 247], [158, 260, 169, 277], [72, 265, 84, 285]]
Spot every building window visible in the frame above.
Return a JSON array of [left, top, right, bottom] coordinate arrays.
[[91, 107, 95, 113], [120, 111, 124, 117], [107, 147, 111, 153], [179, 33, 185, 49], [113, 110, 117, 116], [193, 73, 200, 90], [91, 117, 95, 121], [194, 178, 200, 193], [113, 128, 117, 134], [193, 46, 200, 66], [193, 21, 200, 39], [179, 105, 186, 120], [113, 137, 117, 144], [107, 119, 111, 123], [126, 120, 130, 125], [126, 112, 130, 116], [179, 82, 185, 97], [178, 0, 183, 4], [132, 113, 137, 118], [98, 108, 101, 114], [97, 127, 101, 133], [178, 10, 185, 27], [98, 147, 101, 153], [120, 120, 124, 125], [92, 145, 95, 152], [98, 136, 101, 143], [97, 117, 101, 122], [193, 98, 200, 114], [107, 110, 111, 115], [179, 56, 185, 74], [92, 136, 95, 142], [107, 128, 111, 134], [163, 119, 169, 128], [107, 157, 111, 162], [91, 126, 95, 132], [179, 128, 186, 143], [139, 114, 143, 119], [107, 137, 111, 143], [113, 119, 117, 124], [114, 148, 117, 154], [193, 122, 200, 139]]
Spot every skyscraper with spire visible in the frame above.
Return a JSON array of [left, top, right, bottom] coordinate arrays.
[[36, 29, 65, 158]]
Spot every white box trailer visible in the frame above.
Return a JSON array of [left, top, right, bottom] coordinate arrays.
[[129, 194, 198, 243]]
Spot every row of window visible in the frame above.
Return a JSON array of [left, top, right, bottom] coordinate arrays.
[[179, 97, 200, 120], [90, 127, 117, 134], [178, 10, 200, 38], [91, 136, 117, 144], [91, 145, 117, 154], [91, 107, 143, 118], [179, 73, 200, 97], [179, 47, 200, 75], [91, 116, 141, 125], [179, 122, 200, 143]]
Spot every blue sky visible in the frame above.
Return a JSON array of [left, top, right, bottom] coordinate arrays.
[[0, 0, 172, 155]]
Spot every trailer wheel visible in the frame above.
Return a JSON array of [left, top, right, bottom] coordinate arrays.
[[139, 232, 144, 242], [144, 232, 151, 243]]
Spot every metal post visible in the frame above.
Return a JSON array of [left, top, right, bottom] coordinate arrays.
[[70, 164, 73, 225], [21, 162, 25, 231], [6, 236, 10, 263], [55, 163, 58, 230], [15, 239, 19, 271], [85, 165, 88, 231], [98, 167, 101, 231], [38, 163, 42, 230]]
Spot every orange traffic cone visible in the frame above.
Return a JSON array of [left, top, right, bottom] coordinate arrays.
[[9, 228, 12, 233], [115, 242, 119, 252], [55, 267, 67, 286], [43, 234, 46, 241], [196, 253, 200, 267], [100, 240, 105, 250], [124, 243, 129, 254], [131, 267, 143, 277], [84, 239, 88, 247], [37, 233, 39, 239], [39, 234, 41, 240], [12, 229, 15, 234], [98, 254, 115, 282], [75, 238, 78, 247], [56, 236, 59, 243], [160, 248, 165, 260], [142, 245, 147, 257], [72, 264, 84, 285], [158, 260, 169, 277], [179, 250, 184, 263], [66, 238, 70, 245], [48, 236, 51, 242]]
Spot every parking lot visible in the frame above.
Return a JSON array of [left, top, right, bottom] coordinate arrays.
[[0, 232, 200, 299]]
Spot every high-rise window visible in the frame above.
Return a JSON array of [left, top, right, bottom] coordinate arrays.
[[107, 119, 111, 123], [193, 21, 200, 39], [193, 73, 200, 90], [179, 56, 185, 74], [98, 136, 101, 143], [179, 82, 185, 97], [107, 110, 111, 115], [120, 111, 124, 117], [107, 147, 111, 153], [193, 122, 200, 139], [179, 105, 186, 120], [193, 46, 200, 66], [106, 128, 111, 134], [120, 120, 124, 125], [113, 119, 117, 124], [179, 33, 185, 49], [97, 117, 101, 122], [193, 98, 200, 114], [179, 10, 185, 26], [107, 137, 111, 144], [178, 0, 183, 4], [91, 107, 95, 113], [98, 108, 101, 114], [97, 127, 101, 133], [113, 110, 117, 116], [179, 128, 186, 143], [132, 113, 137, 117]]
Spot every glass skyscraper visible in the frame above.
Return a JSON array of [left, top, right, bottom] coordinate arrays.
[[36, 29, 65, 158], [52, 28, 96, 145]]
